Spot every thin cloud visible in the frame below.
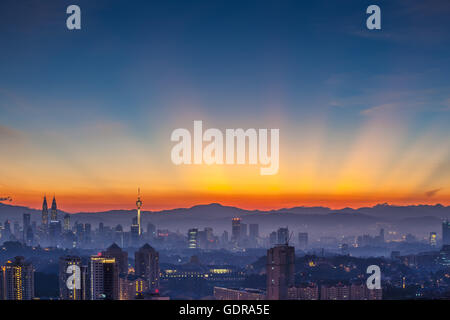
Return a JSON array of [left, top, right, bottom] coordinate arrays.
[[425, 188, 442, 197]]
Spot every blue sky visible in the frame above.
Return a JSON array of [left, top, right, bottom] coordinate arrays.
[[0, 0, 449, 211]]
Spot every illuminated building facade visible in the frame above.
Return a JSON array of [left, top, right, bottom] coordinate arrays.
[[135, 244, 160, 292], [119, 274, 149, 300], [102, 243, 128, 275], [214, 287, 266, 300], [59, 256, 88, 300], [2, 256, 34, 300], [320, 283, 350, 300], [287, 284, 319, 300], [188, 228, 198, 249], [90, 255, 119, 300], [136, 188, 142, 236], [430, 232, 437, 247]]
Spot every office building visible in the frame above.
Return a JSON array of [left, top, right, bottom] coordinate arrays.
[[41, 196, 48, 228], [249, 224, 259, 239], [277, 227, 289, 245], [298, 233, 308, 250], [231, 218, 241, 243], [188, 228, 198, 249], [50, 196, 58, 221]]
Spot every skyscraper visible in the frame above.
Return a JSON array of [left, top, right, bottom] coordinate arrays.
[[188, 228, 198, 249], [430, 232, 437, 247], [231, 218, 241, 243], [25, 226, 33, 246], [147, 223, 156, 240], [3, 220, 11, 240], [443, 220, 450, 246], [249, 224, 259, 239], [131, 223, 140, 247], [41, 196, 48, 228], [90, 255, 119, 300], [102, 243, 128, 275], [64, 214, 70, 231], [241, 223, 248, 239], [114, 225, 124, 248], [59, 256, 87, 300], [2, 256, 34, 300], [49, 220, 62, 245], [50, 196, 58, 221], [135, 244, 160, 292], [298, 232, 308, 250], [22, 213, 31, 243], [277, 227, 289, 245], [266, 244, 295, 300], [84, 223, 92, 245], [136, 188, 143, 236]]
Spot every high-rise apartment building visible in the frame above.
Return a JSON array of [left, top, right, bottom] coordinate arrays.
[[90, 255, 119, 300], [266, 244, 295, 300], [135, 244, 160, 292], [2, 256, 34, 300], [59, 256, 88, 300], [102, 243, 128, 275]]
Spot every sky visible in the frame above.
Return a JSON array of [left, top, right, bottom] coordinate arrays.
[[0, 0, 449, 212]]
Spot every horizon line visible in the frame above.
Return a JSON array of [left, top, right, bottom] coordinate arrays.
[[1, 201, 448, 215]]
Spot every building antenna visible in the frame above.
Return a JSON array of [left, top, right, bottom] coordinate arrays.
[[287, 231, 294, 245]]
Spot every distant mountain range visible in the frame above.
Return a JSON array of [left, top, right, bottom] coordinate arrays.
[[0, 202, 448, 236]]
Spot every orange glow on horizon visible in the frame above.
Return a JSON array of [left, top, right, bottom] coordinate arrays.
[[4, 191, 449, 213]]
